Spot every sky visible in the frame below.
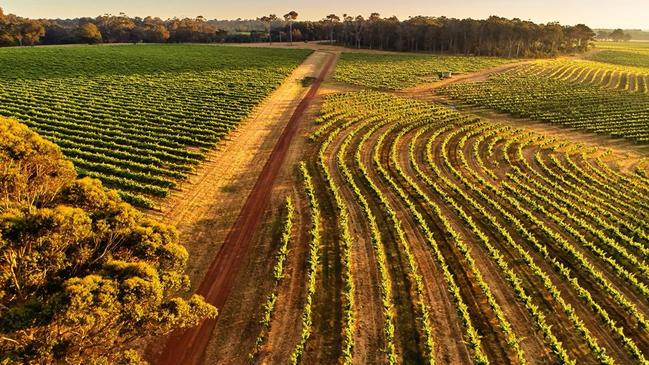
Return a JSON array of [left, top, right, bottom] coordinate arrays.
[[2, 0, 648, 30]]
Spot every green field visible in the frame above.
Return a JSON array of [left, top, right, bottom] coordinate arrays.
[[334, 52, 511, 90], [590, 42, 649, 68], [589, 50, 649, 68], [0, 45, 311, 207], [441, 72, 649, 142], [594, 41, 649, 51], [303, 88, 649, 364], [514, 59, 649, 93], [440, 42, 649, 143]]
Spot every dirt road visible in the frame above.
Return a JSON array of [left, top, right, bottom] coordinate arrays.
[[157, 51, 337, 365], [396, 60, 530, 99], [397, 48, 603, 99]]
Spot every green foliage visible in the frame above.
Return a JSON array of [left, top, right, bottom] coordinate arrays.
[[517, 59, 649, 94], [0, 45, 311, 206], [77, 23, 102, 44], [334, 118, 398, 363], [312, 91, 649, 364], [0, 44, 311, 79], [249, 196, 294, 359], [335, 52, 510, 90], [314, 92, 494, 364], [289, 163, 323, 364], [441, 71, 649, 143], [0, 118, 76, 208], [317, 118, 356, 365], [0, 118, 216, 364], [589, 50, 649, 68]]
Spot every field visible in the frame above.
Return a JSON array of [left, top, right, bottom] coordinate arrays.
[[292, 90, 649, 364], [3, 40, 649, 365], [440, 65, 649, 142], [514, 59, 649, 93], [334, 52, 511, 89], [212, 42, 649, 364], [0, 45, 311, 207], [590, 42, 649, 68]]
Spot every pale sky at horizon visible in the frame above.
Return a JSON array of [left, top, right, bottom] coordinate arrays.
[[2, 0, 648, 30]]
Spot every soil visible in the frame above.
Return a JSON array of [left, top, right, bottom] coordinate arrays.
[[145, 41, 649, 365], [150, 50, 337, 365], [323, 120, 388, 364]]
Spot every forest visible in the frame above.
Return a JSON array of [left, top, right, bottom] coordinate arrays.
[[0, 7, 596, 57]]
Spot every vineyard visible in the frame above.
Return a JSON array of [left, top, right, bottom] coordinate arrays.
[[590, 50, 649, 68], [589, 44, 649, 68], [271, 90, 649, 364], [175, 42, 649, 365], [515, 59, 649, 93], [0, 45, 311, 207], [334, 52, 510, 89], [4, 39, 649, 365], [440, 70, 649, 142], [1, 0, 649, 361]]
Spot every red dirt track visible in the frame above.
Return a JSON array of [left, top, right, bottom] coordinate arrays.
[[157, 51, 337, 365]]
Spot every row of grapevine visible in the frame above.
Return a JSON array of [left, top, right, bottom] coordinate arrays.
[[457, 125, 649, 360], [0, 45, 312, 206], [588, 48, 649, 68], [441, 70, 649, 143], [513, 60, 649, 93], [302, 90, 649, 364], [335, 119, 398, 363], [250, 196, 295, 359], [288, 163, 323, 363], [434, 123, 641, 363], [335, 53, 511, 90], [317, 124, 356, 364]]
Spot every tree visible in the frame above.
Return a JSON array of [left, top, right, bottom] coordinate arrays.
[[596, 30, 609, 40], [268, 14, 278, 43], [609, 28, 627, 42], [258, 14, 277, 44], [145, 24, 170, 43], [141, 17, 170, 43], [567, 24, 595, 51], [352, 15, 365, 48], [95, 13, 135, 43], [543, 22, 564, 55], [41, 22, 77, 44], [0, 9, 596, 55], [77, 22, 102, 44], [4, 18, 45, 46], [0, 118, 217, 364], [367, 13, 381, 49], [21, 20, 45, 45], [323, 14, 340, 43], [283, 11, 298, 44]]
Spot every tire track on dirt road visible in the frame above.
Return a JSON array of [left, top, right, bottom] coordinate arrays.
[[157, 51, 337, 365]]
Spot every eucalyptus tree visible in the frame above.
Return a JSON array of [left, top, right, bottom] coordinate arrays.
[[324, 14, 340, 43], [258, 14, 274, 44], [284, 10, 298, 44]]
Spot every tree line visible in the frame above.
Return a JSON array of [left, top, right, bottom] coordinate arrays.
[[0, 7, 596, 57], [218, 14, 595, 57], [596, 28, 633, 42], [309, 14, 595, 56], [0, 9, 227, 45], [596, 28, 649, 41], [0, 7, 45, 46]]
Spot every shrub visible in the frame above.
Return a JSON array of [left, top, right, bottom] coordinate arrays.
[[0, 118, 216, 364]]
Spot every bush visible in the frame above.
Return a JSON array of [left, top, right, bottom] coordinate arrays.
[[0, 118, 216, 364]]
